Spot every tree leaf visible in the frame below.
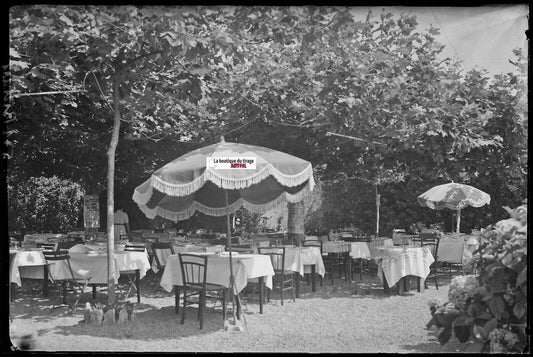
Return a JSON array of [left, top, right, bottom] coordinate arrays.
[[438, 325, 452, 345], [487, 295, 506, 320], [483, 318, 498, 335], [472, 325, 488, 341], [513, 303, 526, 319], [453, 315, 471, 343], [516, 267, 527, 286]]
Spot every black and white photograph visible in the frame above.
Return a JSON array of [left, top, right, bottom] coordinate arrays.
[[3, 4, 528, 353]]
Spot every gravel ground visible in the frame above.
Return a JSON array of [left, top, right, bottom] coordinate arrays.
[[9, 270, 471, 353]]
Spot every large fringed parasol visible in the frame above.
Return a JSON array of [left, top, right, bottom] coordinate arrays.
[[133, 136, 315, 329], [417, 182, 491, 233]]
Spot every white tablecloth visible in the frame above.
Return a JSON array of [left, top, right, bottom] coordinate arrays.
[[53, 250, 151, 284], [374, 246, 435, 287], [159, 253, 274, 293], [284, 247, 326, 277], [151, 244, 226, 273], [23, 233, 66, 243], [10, 250, 48, 286]]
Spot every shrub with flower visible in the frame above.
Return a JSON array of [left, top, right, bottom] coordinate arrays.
[[426, 202, 528, 353], [448, 275, 482, 310]]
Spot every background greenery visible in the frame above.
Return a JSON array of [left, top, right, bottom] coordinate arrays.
[[6, 6, 527, 235]]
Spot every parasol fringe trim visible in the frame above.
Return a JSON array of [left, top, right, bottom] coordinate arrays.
[[151, 174, 206, 197], [148, 164, 315, 196], [134, 181, 313, 222], [132, 184, 154, 206]]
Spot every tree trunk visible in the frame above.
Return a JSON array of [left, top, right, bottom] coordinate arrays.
[[106, 72, 122, 305], [287, 201, 305, 245]]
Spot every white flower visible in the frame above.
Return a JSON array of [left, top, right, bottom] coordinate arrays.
[[447, 275, 480, 310]]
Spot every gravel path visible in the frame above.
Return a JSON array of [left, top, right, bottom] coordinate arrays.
[[9, 271, 469, 353]]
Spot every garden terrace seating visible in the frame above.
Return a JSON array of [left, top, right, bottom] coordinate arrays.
[[178, 253, 228, 329], [42, 250, 91, 312], [302, 239, 334, 286], [118, 244, 147, 302], [257, 247, 295, 305], [348, 236, 372, 281], [36, 243, 58, 251], [57, 241, 79, 251], [419, 233, 441, 289], [151, 242, 175, 272]]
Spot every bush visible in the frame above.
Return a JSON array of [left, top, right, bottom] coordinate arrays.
[[426, 202, 528, 353], [8, 176, 85, 233]]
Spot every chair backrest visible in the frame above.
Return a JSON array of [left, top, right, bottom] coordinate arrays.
[[269, 238, 293, 247], [151, 242, 175, 268], [178, 253, 208, 288], [125, 243, 146, 252], [57, 241, 78, 251], [420, 234, 440, 261], [43, 250, 76, 281], [302, 239, 323, 254], [36, 242, 58, 251], [257, 247, 286, 273], [226, 244, 254, 253]]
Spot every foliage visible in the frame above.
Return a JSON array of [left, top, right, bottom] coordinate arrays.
[[426, 203, 528, 353], [7, 176, 85, 233], [7, 6, 528, 237]]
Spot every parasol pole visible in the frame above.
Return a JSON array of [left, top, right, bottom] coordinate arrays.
[[225, 190, 238, 323], [456, 208, 461, 233]]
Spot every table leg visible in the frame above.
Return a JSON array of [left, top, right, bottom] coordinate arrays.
[[258, 276, 264, 314], [311, 265, 316, 292], [135, 269, 141, 303], [398, 277, 406, 295], [345, 253, 352, 281], [235, 292, 241, 319], [294, 273, 300, 298], [43, 264, 49, 297], [383, 272, 390, 294]]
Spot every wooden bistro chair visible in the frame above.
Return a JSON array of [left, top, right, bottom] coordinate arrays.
[[151, 242, 175, 273], [178, 253, 228, 329], [42, 250, 91, 312], [57, 241, 78, 251], [419, 233, 441, 290], [302, 239, 334, 286], [118, 244, 146, 302], [257, 247, 295, 306], [36, 242, 58, 251]]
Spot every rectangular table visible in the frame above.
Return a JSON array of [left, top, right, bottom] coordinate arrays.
[[371, 245, 435, 295], [151, 244, 226, 273], [57, 249, 151, 302], [160, 253, 274, 314], [10, 249, 50, 297], [321, 241, 353, 280], [278, 246, 325, 296]]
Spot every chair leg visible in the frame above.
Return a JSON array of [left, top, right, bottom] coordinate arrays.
[[280, 277, 284, 306], [222, 289, 227, 321], [181, 290, 187, 325], [291, 277, 296, 302], [199, 291, 204, 329], [175, 286, 180, 314]]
